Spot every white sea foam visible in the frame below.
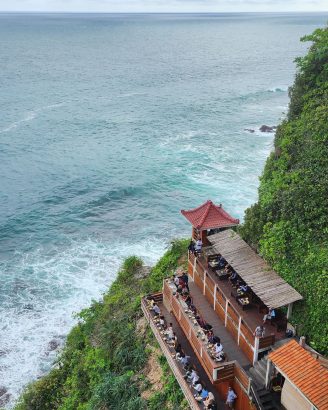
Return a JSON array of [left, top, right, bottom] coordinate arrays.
[[0, 103, 65, 134], [0, 236, 165, 408], [267, 86, 288, 93]]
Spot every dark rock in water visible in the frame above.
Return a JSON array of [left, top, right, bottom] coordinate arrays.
[[260, 125, 276, 133], [244, 128, 255, 133], [0, 386, 7, 396], [48, 339, 60, 351], [0, 386, 10, 407], [23, 303, 34, 310]]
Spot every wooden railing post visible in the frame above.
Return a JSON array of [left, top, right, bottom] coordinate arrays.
[[238, 316, 242, 345], [203, 270, 206, 295], [213, 284, 217, 310], [253, 336, 260, 365], [192, 257, 197, 281], [225, 299, 229, 327]]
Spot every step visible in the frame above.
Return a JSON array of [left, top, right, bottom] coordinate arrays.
[[249, 368, 265, 388]]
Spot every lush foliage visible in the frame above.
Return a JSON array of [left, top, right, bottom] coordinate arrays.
[[15, 239, 189, 410], [240, 26, 328, 354]]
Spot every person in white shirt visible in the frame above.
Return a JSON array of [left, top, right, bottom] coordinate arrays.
[[226, 387, 237, 408], [254, 325, 265, 338], [152, 303, 161, 316], [195, 239, 203, 253], [193, 382, 203, 394], [188, 370, 200, 385], [214, 340, 223, 354]]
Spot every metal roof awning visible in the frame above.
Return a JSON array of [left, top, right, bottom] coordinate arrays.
[[205, 229, 303, 309]]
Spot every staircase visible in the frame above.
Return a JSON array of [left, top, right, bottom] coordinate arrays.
[[248, 354, 282, 410]]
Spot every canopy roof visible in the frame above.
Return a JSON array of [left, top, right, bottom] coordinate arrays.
[[181, 200, 239, 230], [269, 340, 328, 409], [205, 229, 303, 309]]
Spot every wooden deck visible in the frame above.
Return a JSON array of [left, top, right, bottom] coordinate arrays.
[[141, 296, 225, 409], [188, 280, 250, 368], [198, 254, 285, 341]]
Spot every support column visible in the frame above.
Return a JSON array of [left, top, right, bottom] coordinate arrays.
[[287, 303, 293, 319], [253, 337, 260, 365], [213, 284, 217, 310], [203, 270, 206, 295], [192, 257, 197, 281], [237, 316, 242, 345], [225, 299, 229, 327], [265, 359, 273, 389]]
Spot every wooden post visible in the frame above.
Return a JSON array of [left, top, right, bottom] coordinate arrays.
[[287, 303, 293, 319], [253, 337, 260, 365], [265, 359, 273, 389], [213, 284, 217, 310], [192, 257, 197, 281], [225, 299, 229, 327], [247, 377, 252, 396], [203, 270, 206, 295], [200, 346, 203, 358], [237, 316, 242, 345]]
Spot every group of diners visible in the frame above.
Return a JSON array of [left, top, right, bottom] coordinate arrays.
[[147, 296, 217, 409], [188, 237, 203, 257], [171, 273, 227, 363]]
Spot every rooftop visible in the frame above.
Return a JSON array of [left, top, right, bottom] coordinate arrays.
[[181, 200, 239, 231], [206, 229, 303, 309], [269, 340, 328, 410]]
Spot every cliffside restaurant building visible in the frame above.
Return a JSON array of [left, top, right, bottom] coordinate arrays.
[[142, 200, 328, 410]]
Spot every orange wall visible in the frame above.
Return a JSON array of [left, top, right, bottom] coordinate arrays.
[[215, 380, 254, 410]]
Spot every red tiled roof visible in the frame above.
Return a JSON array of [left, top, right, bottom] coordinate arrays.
[[181, 200, 239, 230], [269, 340, 328, 409]]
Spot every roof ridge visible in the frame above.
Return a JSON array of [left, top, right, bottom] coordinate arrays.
[[197, 200, 212, 229]]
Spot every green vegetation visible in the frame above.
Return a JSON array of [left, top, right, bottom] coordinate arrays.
[[240, 26, 328, 354], [14, 239, 189, 410]]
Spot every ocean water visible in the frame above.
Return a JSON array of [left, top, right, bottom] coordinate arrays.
[[0, 12, 327, 407]]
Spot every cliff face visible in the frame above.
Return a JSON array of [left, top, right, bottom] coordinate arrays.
[[14, 240, 189, 410], [240, 26, 328, 354]]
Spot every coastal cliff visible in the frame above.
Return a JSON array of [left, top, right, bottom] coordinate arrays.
[[12, 26, 328, 410], [239, 26, 328, 354], [14, 241, 190, 410]]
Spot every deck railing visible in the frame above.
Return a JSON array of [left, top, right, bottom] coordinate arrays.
[[141, 296, 201, 410], [163, 280, 241, 384], [188, 253, 276, 363]]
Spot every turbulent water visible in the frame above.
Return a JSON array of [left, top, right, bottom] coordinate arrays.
[[0, 12, 327, 407]]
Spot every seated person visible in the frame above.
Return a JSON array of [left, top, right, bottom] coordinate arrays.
[[187, 369, 200, 385], [181, 272, 189, 288], [213, 340, 223, 355], [237, 283, 249, 295], [207, 330, 214, 342], [176, 285, 183, 295], [195, 387, 209, 402], [165, 323, 174, 340], [189, 304, 197, 314], [173, 275, 180, 288], [152, 303, 161, 316], [178, 353, 191, 368], [204, 392, 215, 409], [215, 350, 226, 362], [193, 382, 203, 395], [183, 294, 192, 306], [263, 308, 276, 324], [229, 271, 238, 284], [158, 315, 166, 329], [174, 343, 182, 357]]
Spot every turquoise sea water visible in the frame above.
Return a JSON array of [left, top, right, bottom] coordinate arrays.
[[0, 12, 327, 407]]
